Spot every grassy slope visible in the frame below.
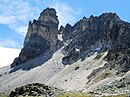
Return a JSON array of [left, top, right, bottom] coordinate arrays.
[[58, 93, 127, 97]]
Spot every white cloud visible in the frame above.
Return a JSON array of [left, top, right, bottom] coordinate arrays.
[[0, 38, 20, 48], [55, 2, 80, 26], [14, 26, 27, 36], [0, 46, 20, 68], [0, 0, 40, 36], [45, 0, 80, 26]]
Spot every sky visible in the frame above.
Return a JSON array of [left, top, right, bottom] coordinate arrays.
[[0, 0, 130, 67], [0, 46, 20, 67]]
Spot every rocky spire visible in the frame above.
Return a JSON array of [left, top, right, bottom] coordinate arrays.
[[11, 8, 59, 67]]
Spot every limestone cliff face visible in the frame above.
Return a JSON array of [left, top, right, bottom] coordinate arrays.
[[11, 8, 59, 67]]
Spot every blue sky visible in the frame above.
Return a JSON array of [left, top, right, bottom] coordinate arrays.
[[0, 0, 130, 49]]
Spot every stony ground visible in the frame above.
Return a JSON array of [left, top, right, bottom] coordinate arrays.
[[0, 49, 130, 96], [0, 49, 64, 93]]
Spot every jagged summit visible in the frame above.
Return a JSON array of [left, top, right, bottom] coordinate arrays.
[[11, 7, 130, 67], [61, 12, 129, 65], [99, 12, 120, 20], [38, 7, 59, 24]]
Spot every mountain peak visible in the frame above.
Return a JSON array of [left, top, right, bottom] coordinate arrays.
[[11, 7, 60, 67], [99, 12, 121, 21], [38, 7, 59, 24]]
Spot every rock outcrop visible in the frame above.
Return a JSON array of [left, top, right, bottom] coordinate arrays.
[[61, 13, 130, 66], [11, 8, 59, 67], [9, 83, 64, 97]]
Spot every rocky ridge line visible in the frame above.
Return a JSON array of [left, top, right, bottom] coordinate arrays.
[[11, 8, 130, 76]]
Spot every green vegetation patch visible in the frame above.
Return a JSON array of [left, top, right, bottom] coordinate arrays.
[[57, 93, 128, 97], [0, 93, 9, 97], [58, 93, 91, 97]]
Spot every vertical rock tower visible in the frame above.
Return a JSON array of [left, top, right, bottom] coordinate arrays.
[[11, 8, 59, 67]]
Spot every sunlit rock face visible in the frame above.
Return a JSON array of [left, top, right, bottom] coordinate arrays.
[[11, 8, 59, 67]]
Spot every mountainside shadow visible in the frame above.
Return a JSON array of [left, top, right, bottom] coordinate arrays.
[[9, 50, 54, 73]]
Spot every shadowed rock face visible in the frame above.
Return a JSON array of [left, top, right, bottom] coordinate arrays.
[[62, 13, 130, 66], [11, 8, 59, 67]]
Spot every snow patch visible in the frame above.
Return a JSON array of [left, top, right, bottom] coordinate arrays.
[[58, 34, 63, 41], [75, 48, 80, 52]]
